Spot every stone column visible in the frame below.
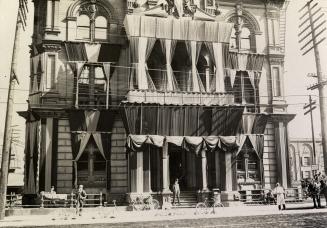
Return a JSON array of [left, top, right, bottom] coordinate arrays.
[[224, 151, 233, 192], [129, 151, 143, 193], [45, 118, 53, 192], [161, 141, 171, 209], [215, 150, 221, 189], [272, 114, 295, 189], [45, 0, 53, 30], [53, 0, 60, 31], [201, 150, 209, 191], [143, 147, 151, 192]]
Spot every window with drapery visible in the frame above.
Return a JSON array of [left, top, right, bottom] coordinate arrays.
[[76, 3, 109, 42], [77, 138, 106, 188], [236, 141, 261, 184]]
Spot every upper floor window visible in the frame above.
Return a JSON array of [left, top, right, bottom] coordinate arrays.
[[272, 66, 281, 97], [76, 3, 109, 42]]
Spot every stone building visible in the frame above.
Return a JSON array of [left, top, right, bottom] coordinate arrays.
[[20, 0, 293, 206], [288, 138, 325, 187]]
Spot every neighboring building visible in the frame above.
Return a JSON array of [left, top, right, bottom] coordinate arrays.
[[289, 138, 325, 186], [20, 0, 293, 205], [0, 144, 24, 193]]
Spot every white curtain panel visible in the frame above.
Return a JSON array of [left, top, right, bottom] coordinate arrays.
[[84, 43, 101, 62], [238, 53, 248, 71], [206, 42, 225, 93], [140, 16, 157, 37], [156, 17, 173, 39], [75, 133, 91, 161], [123, 14, 141, 37], [218, 23, 234, 43], [186, 41, 205, 92], [247, 70, 256, 89], [205, 22, 218, 42], [130, 37, 157, 90], [160, 39, 178, 91], [93, 133, 106, 160]]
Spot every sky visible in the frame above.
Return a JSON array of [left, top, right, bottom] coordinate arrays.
[[0, 0, 327, 157]]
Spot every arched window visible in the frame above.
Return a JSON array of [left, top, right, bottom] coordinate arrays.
[[77, 14, 90, 40], [240, 27, 251, 50], [75, 3, 109, 42], [95, 16, 107, 40]]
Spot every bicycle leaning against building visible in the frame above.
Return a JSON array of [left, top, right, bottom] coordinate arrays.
[[195, 189, 224, 215]]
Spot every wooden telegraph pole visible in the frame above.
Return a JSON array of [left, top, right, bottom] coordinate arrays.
[[303, 95, 317, 173], [0, 0, 28, 220], [299, 0, 327, 174]]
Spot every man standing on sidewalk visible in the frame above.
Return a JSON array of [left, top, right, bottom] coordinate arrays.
[[273, 183, 286, 210]]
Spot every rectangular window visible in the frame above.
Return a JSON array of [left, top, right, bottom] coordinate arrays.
[[302, 171, 311, 179], [272, 67, 281, 97], [302, 157, 310, 166], [46, 55, 56, 89]]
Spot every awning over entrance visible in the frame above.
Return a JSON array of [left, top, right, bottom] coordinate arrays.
[[120, 104, 244, 136], [126, 134, 244, 154]]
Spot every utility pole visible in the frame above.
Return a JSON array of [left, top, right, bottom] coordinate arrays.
[[298, 0, 327, 175], [0, 0, 28, 220], [303, 95, 317, 174]]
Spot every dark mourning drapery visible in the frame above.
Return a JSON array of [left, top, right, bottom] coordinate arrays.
[[69, 110, 115, 189], [126, 135, 239, 155], [23, 111, 40, 194], [120, 103, 244, 136], [242, 113, 269, 134]]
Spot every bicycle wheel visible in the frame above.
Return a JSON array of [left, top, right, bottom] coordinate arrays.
[[152, 199, 160, 210], [213, 202, 224, 208], [195, 202, 207, 215]]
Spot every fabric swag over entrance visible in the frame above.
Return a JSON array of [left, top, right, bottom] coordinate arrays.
[[126, 135, 239, 154]]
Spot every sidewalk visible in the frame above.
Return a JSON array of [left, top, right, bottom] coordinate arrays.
[[0, 202, 326, 227]]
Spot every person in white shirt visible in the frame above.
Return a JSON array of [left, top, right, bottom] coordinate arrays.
[[273, 183, 286, 210]]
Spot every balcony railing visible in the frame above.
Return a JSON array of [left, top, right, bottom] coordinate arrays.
[[125, 89, 235, 106]]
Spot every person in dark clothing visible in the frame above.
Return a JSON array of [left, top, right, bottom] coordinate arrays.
[[75, 185, 87, 216]]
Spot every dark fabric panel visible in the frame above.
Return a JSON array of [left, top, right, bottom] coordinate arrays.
[[98, 44, 122, 63], [252, 114, 269, 134], [32, 121, 39, 191], [224, 107, 243, 135], [142, 106, 158, 135], [25, 122, 31, 186], [69, 111, 86, 131], [184, 106, 199, 136], [158, 106, 171, 136], [171, 107, 184, 136], [97, 110, 115, 132], [211, 108, 227, 136], [51, 119, 58, 188], [64, 42, 87, 61], [39, 119, 46, 191], [198, 107, 211, 136]]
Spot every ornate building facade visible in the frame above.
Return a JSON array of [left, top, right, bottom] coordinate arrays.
[[21, 0, 293, 206], [289, 138, 325, 187]]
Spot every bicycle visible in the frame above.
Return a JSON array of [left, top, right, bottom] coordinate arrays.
[[195, 198, 224, 215], [131, 195, 160, 211]]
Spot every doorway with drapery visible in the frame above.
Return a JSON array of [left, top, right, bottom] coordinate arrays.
[[69, 110, 115, 189]]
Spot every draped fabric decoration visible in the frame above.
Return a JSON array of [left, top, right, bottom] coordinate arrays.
[[160, 39, 179, 91], [126, 135, 239, 154], [124, 15, 233, 43], [69, 110, 115, 189], [129, 37, 156, 90], [235, 135, 264, 159], [242, 113, 269, 134], [103, 63, 112, 109], [223, 50, 265, 89], [205, 42, 225, 93], [24, 112, 40, 194], [84, 43, 101, 62], [121, 104, 244, 136], [185, 41, 205, 92]]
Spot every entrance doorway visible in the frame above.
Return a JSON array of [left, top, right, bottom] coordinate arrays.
[[169, 145, 197, 190]]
